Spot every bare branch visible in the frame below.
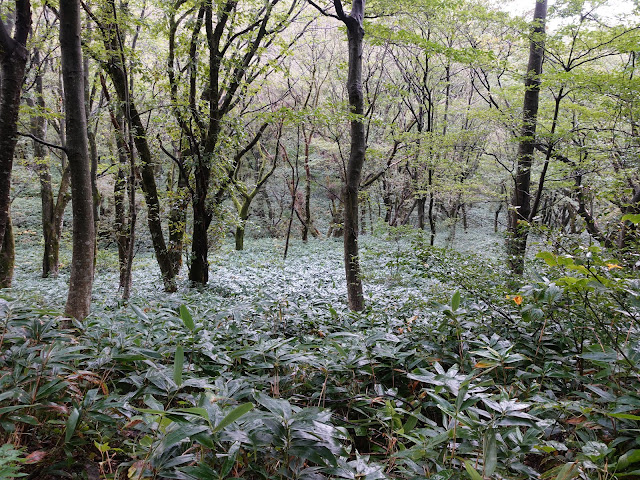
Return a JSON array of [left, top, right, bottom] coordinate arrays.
[[307, 0, 340, 20], [18, 132, 67, 152]]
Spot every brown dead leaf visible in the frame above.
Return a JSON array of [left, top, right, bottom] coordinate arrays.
[[24, 450, 47, 464]]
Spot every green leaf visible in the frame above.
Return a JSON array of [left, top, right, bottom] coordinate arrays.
[[536, 251, 558, 266], [136, 408, 167, 416], [555, 462, 578, 480], [130, 304, 149, 322], [451, 291, 461, 311], [179, 305, 195, 331], [608, 412, 640, 421], [174, 344, 184, 387], [622, 214, 640, 224], [212, 403, 254, 433], [403, 412, 419, 433], [181, 464, 218, 480], [174, 407, 209, 422], [220, 442, 241, 478], [484, 429, 497, 477], [616, 449, 640, 471], [65, 407, 81, 444], [464, 460, 483, 480], [9, 414, 39, 426], [428, 471, 453, 480], [0, 405, 35, 415]]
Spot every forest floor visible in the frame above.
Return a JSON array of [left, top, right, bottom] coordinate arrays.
[[2, 212, 638, 480]]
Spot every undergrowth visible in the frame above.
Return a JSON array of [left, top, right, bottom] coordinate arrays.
[[1, 232, 639, 480]]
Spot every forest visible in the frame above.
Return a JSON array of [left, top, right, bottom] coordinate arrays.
[[1, 0, 639, 478]]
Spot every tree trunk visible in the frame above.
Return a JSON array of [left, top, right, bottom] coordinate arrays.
[[168, 165, 189, 273], [507, 0, 547, 275], [461, 203, 468, 232], [417, 197, 426, 230], [60, 0, 95, 320], [0, 215, 14, 288], [494, 202, 503, 233], [190, 191, 212, 284], [97, 1, 177, 292], [29, 47, 60, 278], [0, 1, 30, 273], [85, 55, 100, 232], [302, 133, 312, 242], [428, 169, 436, 246], [336, 0, 366, 312], [112, 109, 131, 290]]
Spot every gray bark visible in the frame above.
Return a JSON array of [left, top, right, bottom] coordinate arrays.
[[334, 0, 366, 311], [61, 0, 95, 319]]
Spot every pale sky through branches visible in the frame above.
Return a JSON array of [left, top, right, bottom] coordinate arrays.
[[501, 0, 638, 28]]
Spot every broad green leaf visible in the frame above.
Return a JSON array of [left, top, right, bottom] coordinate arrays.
[[9, 414, 39, 426], [130, 304, 149, 322], [616, 449, 640, 471], [174, 407, 209, 422], [65, 407, 81, 443], [555, 462, 578, 480], [212, 403, 254, 433], [220, 442, 241, 478], [451, 291, 461, 311], [0, 405, 35, 415], [536, 251, 558, 266], [608, 413, 640, 421], [622, 214, 640, 224], [484, 429, 497, 477], [174, 344, 184, 387], [182, 464, 218, 480], [464, 460, 483, 480], [179, 305, 195, 331]]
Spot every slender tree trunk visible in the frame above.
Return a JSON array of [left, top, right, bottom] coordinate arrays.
[[61, 0, 95, 320], [335, 0, 366, 311], [44, 75, 73, 278], [383, 179, 393, 224], [190, 190, 212, 284], [49, 166, 71, 277], [97, 1, 177, 291], [417, 197, 426, 230], [235, 201, 250, 251], [29, 48, 59, 278], [0, 216, 14, 288], [112, 109, 131, 289], [461, 203, 468, 232], [328, 199, 344, 238], [84, 53, 100, 233], [0, 1, 30, 272], [121, 125, 136, 300], [507, 0, 547, 275], [428, 169, 436, 246], [168, 165, 189, 273], [494, 202, 503, 233], [302, 132, 313, 242]]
